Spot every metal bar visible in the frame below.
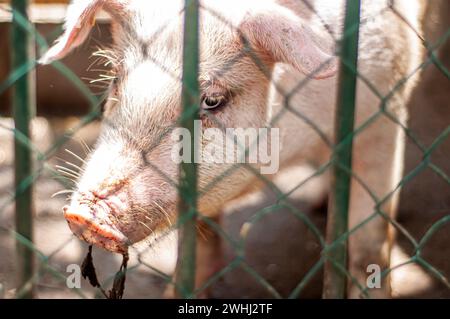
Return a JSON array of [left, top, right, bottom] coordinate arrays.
[[323, 0, 361, 299], [11, 0, 36, 299], [175, 0, 200, 298]]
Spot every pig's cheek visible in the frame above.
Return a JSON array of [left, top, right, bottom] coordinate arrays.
[[200, 164, 254, 204], [129, 170, 177, 203]]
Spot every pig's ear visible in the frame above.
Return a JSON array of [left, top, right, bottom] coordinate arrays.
[[39, 0, 104, 64], [240, 5, 337, 79]]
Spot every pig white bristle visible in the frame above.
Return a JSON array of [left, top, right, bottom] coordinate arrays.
[[55, 165, 81, 177], [65, 149, 87, 164], [57, 169, 80, 180], [51, 190, 76, 199]]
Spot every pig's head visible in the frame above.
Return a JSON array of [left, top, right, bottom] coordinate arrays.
[[41, 0, 336, 253]]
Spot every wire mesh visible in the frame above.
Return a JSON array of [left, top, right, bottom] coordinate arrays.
[[0, 0, 449, 299]]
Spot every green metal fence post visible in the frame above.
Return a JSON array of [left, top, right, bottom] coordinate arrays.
[[11, 0, 36, 299], [323, 0, 361, 299], [175, 0, 200, 298]]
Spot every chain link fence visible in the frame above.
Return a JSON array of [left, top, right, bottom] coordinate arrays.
[[0, 0, 449, 299]]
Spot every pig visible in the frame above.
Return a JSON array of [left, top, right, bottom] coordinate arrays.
[[40, 0, 425, 298]]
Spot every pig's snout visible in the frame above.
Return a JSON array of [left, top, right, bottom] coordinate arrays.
[[63, 191, 131, 254]]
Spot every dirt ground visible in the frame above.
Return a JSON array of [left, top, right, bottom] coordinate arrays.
[[0, 3, 449, 299]]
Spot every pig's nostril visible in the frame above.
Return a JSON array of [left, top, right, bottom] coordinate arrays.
[[63, 206, 129, 254]]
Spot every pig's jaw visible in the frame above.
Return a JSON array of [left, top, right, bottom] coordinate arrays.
[[63, 191, 131, 254]]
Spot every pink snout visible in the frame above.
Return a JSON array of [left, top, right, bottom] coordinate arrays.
[[63, 205, 129, 254]]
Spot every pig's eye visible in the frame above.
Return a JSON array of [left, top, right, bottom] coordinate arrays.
[[201, 94, 227, 110]]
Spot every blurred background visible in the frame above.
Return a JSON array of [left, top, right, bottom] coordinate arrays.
[[0, 0, 449, 298]]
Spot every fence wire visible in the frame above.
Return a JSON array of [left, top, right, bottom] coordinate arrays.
[[0, 0, 449, 299]]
